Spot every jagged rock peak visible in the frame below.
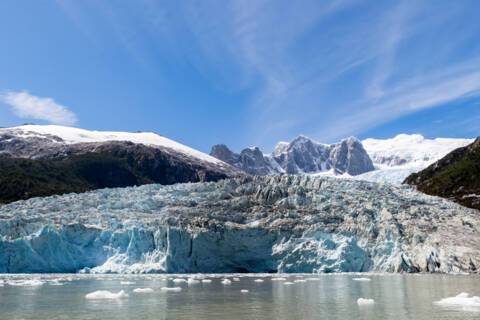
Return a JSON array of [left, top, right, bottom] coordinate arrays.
[[210, 135, 374, 176]]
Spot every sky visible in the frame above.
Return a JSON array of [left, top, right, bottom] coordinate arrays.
[[1, 0, 479, 153]]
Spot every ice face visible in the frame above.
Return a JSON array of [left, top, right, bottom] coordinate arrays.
[[0, 175, 479, 274]]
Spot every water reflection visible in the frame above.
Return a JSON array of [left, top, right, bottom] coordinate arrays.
[[0, 274, 479, 320]]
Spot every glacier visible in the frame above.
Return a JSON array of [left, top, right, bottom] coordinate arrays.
[[0, 175, 479, 274]]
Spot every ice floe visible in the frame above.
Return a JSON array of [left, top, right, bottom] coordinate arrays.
[[133, 288, 154, 293], [187, 278, 200, 285], [7, 280, 45, 287], [221, 279, 232, 285], [161, 287, 182, 292], [85, 290, 128, 300], [434, 292, 480, 311], [353, 277, 371, 282], [271, 277, 287, 281], [357, 298, 375, 305], [241, 289, 249, 293], [172, 278, 187, 283]]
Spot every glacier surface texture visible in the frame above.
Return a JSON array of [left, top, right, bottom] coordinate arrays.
[[0, 176, 479, 274]]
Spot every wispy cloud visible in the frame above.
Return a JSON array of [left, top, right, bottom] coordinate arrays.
[[55, 0, 480, 148], [1, 90, 78, 126]]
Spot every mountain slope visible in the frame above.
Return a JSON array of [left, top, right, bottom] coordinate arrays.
[[404, 138, 480, 210], [0, 125, 240, 203], [211, 136, 374, 176]]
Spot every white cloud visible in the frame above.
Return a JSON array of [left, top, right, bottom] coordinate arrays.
[[2, 90, 78, 126]]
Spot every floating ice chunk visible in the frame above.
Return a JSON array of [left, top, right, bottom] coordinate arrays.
[[240, 289, 249, 293], [133, 288, 154, 293], [271, 277, 287, 281], [233, 278, 241, 282], [254, 279, 264, 283], [357, 298, 375, 305], [353, 278, 371, 282], [434, 292, 480, 310], [283, 282, 294, 285], [294, 279, 307, 283], [221, 279, 232, 285], [85, 290, 128, 300], [0, 280, 4, 286], [172, 279, 187, 283], [187, 278, 200, 285], [7, 280, 45, 286], [48, 280, 64, 286], [161, 287, 182, 292], [120, 281, 136, 285], [201, 279, 212, 283]]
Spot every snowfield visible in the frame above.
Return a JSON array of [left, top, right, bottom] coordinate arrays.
[[1, 124, 223, 165], [0, 175, 479, 274], [359, 134, 473, 184]]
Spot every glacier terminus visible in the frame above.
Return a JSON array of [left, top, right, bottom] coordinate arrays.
[[1, 175, 478, 274]]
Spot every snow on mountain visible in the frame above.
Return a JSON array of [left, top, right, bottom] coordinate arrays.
[[1, 175, 479, 274], [358, 134, 473, 184], [362, 134, 473, 168], [2, 125, 223, 165], [211, 135, 374, 176]]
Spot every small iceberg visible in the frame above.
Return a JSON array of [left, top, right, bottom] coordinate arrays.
[[172, 278, 187, 283], [7, 280, 45, 287], [357, 298, 375, 306], [283, 282, 294, 285], [294, 279, 307, 283], [120, 281, 136, 285], [221, 279, 232, 285], [201, 279, 212, 283], [233, 278, 241, 282], [161, 287, 182, 292], [353, 278, 371, 282], [240, 289, 249, 293], [254, 279, 264, 283], [133, 288, 154, 293], [85, 290, 128, 300], [271, 277, 287, 281], [187, 278, 200, 285], [434, 292, 480, 311]]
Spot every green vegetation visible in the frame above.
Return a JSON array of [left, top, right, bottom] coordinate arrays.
[[404, 138, 480, 210], [0, 147, 227, 204]]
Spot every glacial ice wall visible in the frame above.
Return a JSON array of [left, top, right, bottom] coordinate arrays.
[[0, 176, 479, 274]]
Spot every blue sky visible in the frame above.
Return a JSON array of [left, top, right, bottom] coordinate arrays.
[[1, 1, 479, 152]]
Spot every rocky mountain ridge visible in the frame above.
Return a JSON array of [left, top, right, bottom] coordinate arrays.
[[211, 135, 375, 176], [0, 125, 241, 203]]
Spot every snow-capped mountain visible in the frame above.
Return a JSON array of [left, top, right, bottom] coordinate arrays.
[[210, 135, 375, 176], [357, 134, 473, 184], [210, 145, 276, 175], [1, 124, 225, 165], [0, 125, 241, 203]]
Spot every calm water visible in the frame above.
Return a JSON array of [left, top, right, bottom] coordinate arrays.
[[0, 273, 479, 320]]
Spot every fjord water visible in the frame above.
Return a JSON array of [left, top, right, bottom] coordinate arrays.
[[0, 274, 479, 320]]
